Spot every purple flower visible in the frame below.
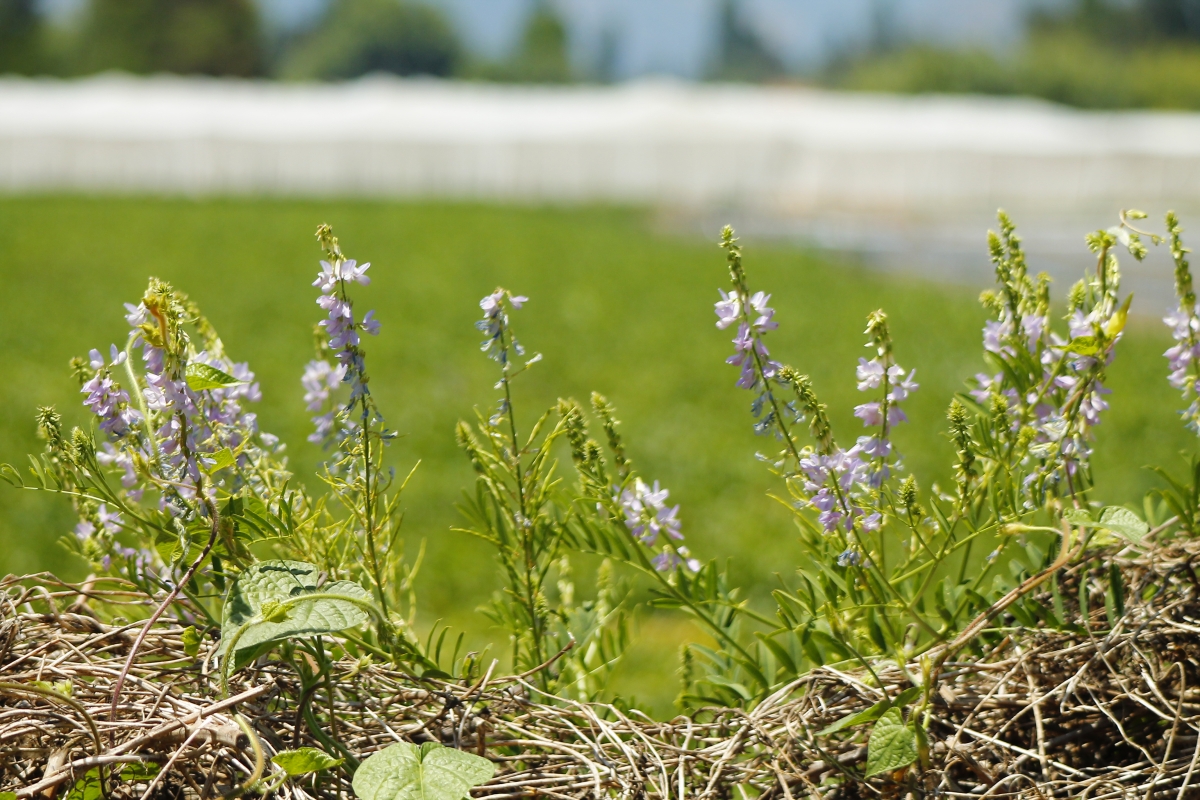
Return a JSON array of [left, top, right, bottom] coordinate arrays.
[[747, 291, 778, 332], [714, 289, 740, 330], [81, 373, 142, 439], [888, 369, 918, 402], [853, 402, 906, 428], [477, 289, 530, 365], [616, 476, 697, 570], [856, 435, 890, 459], [313, 259, 370, 294], [856, 358, 885, 390], [361, 310, 381, 336]]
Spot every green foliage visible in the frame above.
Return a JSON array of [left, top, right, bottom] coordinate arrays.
[[0, 198, 1190, 716], [181, 624, 203, 657], [832, 2, 1200, 110], [709, 0, 785, 82], [74, 0, 264, 77], [0, 0, 44, 75], [279, 0, 461, 80], [218, 560, 374, 666], [273, 747, 344, 776], [185, 363, 243, 391], [64, 769, 103, 800], [352, 741, 495, 800], [865, 707, 919, 777], [470, 4, 571, 83]]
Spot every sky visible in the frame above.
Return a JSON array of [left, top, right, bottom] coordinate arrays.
[[258, 0, 1067, 78], [41, 0, 1069, 79]]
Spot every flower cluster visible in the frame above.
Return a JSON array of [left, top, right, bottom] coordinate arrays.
[[314, 258, 376, 381], [80, 346, 141, 439], [76, 279, 279, 532], [73, 504, 152, 573], [477, 289, 540, 426], [302, 359, 349, 445], [852, 312, 918, 480], [305, 229, 381, 448], [616, 477, 698, 572], [969, 216, 1128, 500], [478, 289, 529, 365], [716, 229, 795, 438]]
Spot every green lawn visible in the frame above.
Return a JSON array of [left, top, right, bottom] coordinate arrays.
[[0, 196, 1190, 712]]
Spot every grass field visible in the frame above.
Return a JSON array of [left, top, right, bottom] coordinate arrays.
[[0, 196, 1190, 711]]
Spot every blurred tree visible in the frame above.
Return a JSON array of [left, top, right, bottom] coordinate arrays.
[[279, 0, 461, 80], [76, 0, 263, 76], [709, 0, 784, 82], [505, 3, 571, 83], [0, 0, 42, 74]]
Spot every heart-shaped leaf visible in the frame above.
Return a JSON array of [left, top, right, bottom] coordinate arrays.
[[273, 747, 344, 776], [186, 363, 243, 391], [219, 561, 372, 659], [1098, 506, 1149, 542], [865, 707, 918, 777], [1066, 506, 1149, 542], [181, 625, 203, 658], [819, 686, 921, 737], [352, 741, 495, 800], [64, 769, 103, 800]]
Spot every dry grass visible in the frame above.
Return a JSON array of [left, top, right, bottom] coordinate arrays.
[[5, 540, 1200, 799]]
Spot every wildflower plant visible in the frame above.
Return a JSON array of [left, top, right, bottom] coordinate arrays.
[[6, 208, 1200, 793]]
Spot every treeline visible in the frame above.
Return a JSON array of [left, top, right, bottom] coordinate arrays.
[[0, 0, 572, 82], [830, 0, 1200, 110]]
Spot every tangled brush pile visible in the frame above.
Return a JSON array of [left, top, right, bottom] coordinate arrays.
[[5, 531, 1200, 800]]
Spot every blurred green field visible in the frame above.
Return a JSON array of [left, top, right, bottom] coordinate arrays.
[[0, 196, 1190, 711]]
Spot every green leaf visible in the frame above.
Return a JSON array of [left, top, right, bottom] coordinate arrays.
[[273, 747, 344, 776], [120, 762, 161, 781], [181, 625, 203, 658], [1063, 508, 1093, 526], [186, 363, 243, 391], [352, 741, 495, 800], [219, 560, 372, 659], [65, 769, 103, 800], [201, 447, 237, 474], [1098, 506, 1149, 542], [1105, 294, 1133, 338], [865, 708, 919, 777], [818, 687, 920, 737], [1066, 336, 1101, 356], [0, 792, 17, 800]]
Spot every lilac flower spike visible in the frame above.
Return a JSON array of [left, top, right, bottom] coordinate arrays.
[[713, 235, 788, 437], [616, 477, 698, 572], [306, 231, 381, 447], [477, 289, 530, 365]]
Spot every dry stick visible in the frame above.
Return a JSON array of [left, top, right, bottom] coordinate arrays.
[[109, 504, 221, 727], [1144, 662, 1187, 800]]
